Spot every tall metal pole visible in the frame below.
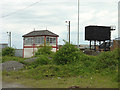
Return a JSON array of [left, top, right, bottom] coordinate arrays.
[[7, 32, 11, 47], [77, 0, 79, 48], [65, 21, 70, 43], [69, 21, 70, 44]]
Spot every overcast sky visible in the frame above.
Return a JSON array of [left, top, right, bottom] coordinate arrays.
[[0, 0, 119, 49]]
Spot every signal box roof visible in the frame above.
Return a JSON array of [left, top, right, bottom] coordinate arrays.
[[22, 30, 59, 37]]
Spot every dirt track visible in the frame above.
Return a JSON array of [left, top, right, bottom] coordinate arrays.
[[2, 81, 27, 88]]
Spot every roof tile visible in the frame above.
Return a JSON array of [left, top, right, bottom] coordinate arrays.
[[22, 30, 59, 37]]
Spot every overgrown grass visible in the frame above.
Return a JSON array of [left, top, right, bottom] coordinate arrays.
[[2, 73, 118, 88], [2, 56, 27, 63], [2, 43, 119, 88]]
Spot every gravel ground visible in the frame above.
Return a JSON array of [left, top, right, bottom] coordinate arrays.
[[0, 61, 29, 88], [0, 57, 39, 88], [2, 61, 24, 71], [1, 57, 38, 72]]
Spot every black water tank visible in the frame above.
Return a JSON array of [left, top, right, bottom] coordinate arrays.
[[85, 26, 111, 41]]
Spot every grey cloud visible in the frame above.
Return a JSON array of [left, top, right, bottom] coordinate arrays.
[[3, 4, 77, 26], [1, 0, 118, 48]]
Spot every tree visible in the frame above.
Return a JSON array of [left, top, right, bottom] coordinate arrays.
[[2, 47, 15, 56], [35, 45, 52, 56], [53, 41, 82, 65]]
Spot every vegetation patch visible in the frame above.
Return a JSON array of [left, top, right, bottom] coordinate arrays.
[[53, 41, 83, 65], [2, 47, 15, 56], [2, 42, 119, 88], [2, 56, 26, 63]]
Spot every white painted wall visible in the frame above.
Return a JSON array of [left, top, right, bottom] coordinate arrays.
[[51, 48, 56, 52], [24, 47, 57, 58], [24, 48, 33, 58]]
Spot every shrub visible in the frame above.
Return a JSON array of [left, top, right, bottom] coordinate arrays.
[[112, 48, 120, 60], [53, 41, 83, 65], [36, 55, 50, 65], [2, 47, 15, 56], [25, 55, 50, 69], [35, 45, 52, 56], [95, 49, 119, 70]]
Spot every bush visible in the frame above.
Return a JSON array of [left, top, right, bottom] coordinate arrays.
[[53, 41, 83, 65], [112, 48, 120, 60], [35, 45, 52, 56], [36, 55, 50, 65], [95, 49, 119, 70], [2, 47, 15, 56], [25, 55, 51, 69]]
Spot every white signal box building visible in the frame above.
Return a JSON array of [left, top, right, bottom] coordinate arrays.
[[22, 30, 59, 58]]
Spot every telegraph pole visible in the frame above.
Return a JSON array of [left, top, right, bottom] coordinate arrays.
[[66, 21, 70, 43], [7, 32, 11, 47], [77, 0, 80, 48]]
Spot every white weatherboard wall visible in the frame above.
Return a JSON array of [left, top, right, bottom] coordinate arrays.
[[24, 47, 57, 58], [51, 48, 56, 52], [24, 48, 33, 58]]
